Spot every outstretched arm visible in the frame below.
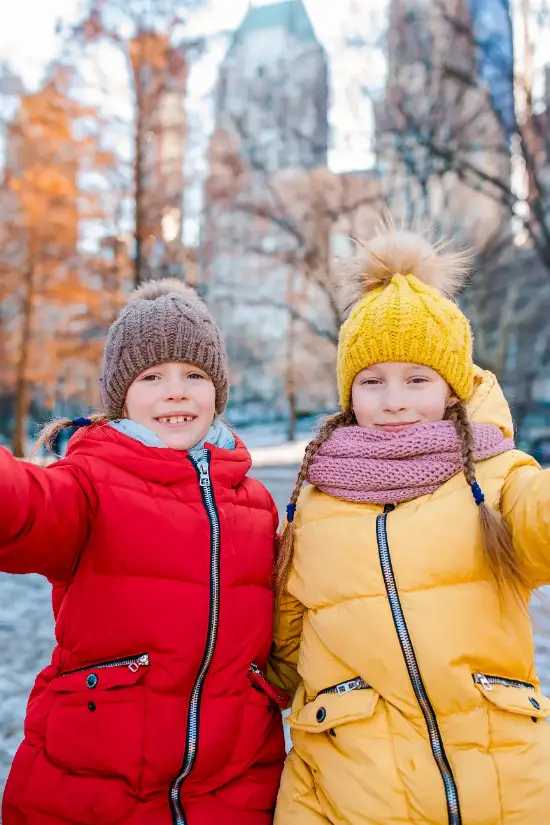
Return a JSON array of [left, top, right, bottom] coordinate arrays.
[[502, 460, 550, 589], [0, 449, 96, 580]]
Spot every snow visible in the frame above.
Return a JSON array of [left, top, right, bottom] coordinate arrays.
[[250, 438, 308, 467]]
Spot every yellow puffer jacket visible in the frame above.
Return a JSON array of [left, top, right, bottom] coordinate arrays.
[[269, 370, 550, 825]]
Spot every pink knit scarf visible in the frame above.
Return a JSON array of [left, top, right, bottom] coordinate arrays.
[[308, 421, 514, 505]]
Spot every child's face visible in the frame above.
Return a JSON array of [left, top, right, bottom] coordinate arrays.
[[124, 362, 216, 450], [352, 362, 455, 431]]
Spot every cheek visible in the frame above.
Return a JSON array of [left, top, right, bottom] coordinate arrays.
[[417, 390, 449, 421], [195, 383, 216, 417], [351, 386, 378, 425], [124, 385, 149, 420]]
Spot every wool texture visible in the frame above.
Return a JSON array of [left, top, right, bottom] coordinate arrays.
[[100, 280, 228, 417], [308, 421, 514, 504], [337, 273, 474, 409]]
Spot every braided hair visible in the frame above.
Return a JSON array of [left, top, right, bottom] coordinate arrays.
[[276, 402, 528, 598], [448, 402, 528, 593], [274, 409, 355, 594], [33, 413, 112, 457]]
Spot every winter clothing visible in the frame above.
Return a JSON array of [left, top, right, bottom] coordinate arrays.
[[269, 370, 550, 825], [109, 417, 170, 447], [336, 240, 474, 408], [0, 423, 285, 825], [189, 418, 236, 454], [101, 279, 228, 417], [308, 419, 513, 504]]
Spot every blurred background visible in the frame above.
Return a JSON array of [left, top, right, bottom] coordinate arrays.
[[0, 0, 549, 456], [2, 0, 550, 797]]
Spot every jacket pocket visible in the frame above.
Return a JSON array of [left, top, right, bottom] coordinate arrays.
[[45, 653, 150, 790], [473, 672, 550, 720], [287, 680, 380, 734], [249, 662, 289, 709]]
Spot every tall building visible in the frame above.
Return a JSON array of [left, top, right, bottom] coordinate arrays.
[[470, 0, 515, 144], [201, 0, 332, 415], [376, 0, 511, 244], [130, 32, 188, 280]]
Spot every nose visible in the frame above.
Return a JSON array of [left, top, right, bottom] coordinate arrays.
[[383, 387, 407, 413], [163, 377, 188, 401]]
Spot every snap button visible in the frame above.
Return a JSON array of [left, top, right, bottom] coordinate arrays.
[[88, 701, 96, 712], [316, 707, 326, 723], [86, 673, 98, 689], [529, 696, 540, 710]]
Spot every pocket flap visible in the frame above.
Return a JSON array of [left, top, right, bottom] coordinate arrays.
[[52, 660, 149, 693], [474, 682, 550, 719], [287, 682, 379, 733]]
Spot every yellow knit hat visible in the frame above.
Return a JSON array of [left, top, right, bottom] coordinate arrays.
[[335, 225, 474, 409]]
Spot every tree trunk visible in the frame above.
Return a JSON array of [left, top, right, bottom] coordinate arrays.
[[134, 109, 144, 288], [13, 264, 36, 457], [286, 309, 297, 443], [287, 380, 297, 442]]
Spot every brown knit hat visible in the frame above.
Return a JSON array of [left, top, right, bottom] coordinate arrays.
[[100, 279, 228, 417]]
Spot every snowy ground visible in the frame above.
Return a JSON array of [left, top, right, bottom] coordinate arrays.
[[1, 458, 550, 806]]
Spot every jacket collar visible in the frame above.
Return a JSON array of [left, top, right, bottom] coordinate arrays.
[[64, 422, 251, 488], [466, 367, 514, 439]]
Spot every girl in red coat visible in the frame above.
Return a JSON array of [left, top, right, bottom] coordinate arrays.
[[0, 280, 286, 825]]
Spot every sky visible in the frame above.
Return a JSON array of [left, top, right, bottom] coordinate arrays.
[[0, 0, 388, 173], [5, 0, 545, 245], [0, 0, 390, 246], [0, 0, 387, 85]]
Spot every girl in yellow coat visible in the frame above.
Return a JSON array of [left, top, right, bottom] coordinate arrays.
[[269, 224, 550, 825]]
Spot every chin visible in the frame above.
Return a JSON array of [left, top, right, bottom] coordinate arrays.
[[163, 425, 211, 452], [163, 435, 199, 451]]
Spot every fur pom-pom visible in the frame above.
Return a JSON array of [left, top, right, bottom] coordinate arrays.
[[334, 217, 472, 320], [129, 278, 205, 308]]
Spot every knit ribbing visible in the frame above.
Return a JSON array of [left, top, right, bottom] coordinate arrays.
[[308, 421, 514, 504], [337, 274, 474, 408], [100, 286, 228, 417]]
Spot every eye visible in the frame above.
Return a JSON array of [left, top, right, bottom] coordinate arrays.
[[141, 373, 160, 382], [409, 377, 429, 384], [361, 378, 382, 386], [188, 372, 206, 380]]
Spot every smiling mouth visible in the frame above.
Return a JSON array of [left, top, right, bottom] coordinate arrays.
[[377, 422, 419, 430], [155, 415, 197, 425]]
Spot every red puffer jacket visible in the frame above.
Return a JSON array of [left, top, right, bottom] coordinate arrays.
[[0, 424, 286, 825]]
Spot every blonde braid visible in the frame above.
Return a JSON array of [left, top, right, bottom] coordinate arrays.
[[274, 409, 355, 595], [449, 403, 529, 594]]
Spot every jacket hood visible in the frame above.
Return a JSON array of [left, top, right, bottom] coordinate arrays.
[[62, 421, 252, 488], [466, 367, 514, 439]]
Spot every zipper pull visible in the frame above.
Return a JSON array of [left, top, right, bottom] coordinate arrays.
[[128, 654, 150, 673], [475, 672, 493, 691], [337, 678, 361, 695], [197, 459, 211, 488]]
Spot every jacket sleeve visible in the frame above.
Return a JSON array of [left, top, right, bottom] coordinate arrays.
[[501, 462, 550, 588], [0, 448, 95, 580], [267, 514, 306, 702], [267, 582, 306, 704]]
